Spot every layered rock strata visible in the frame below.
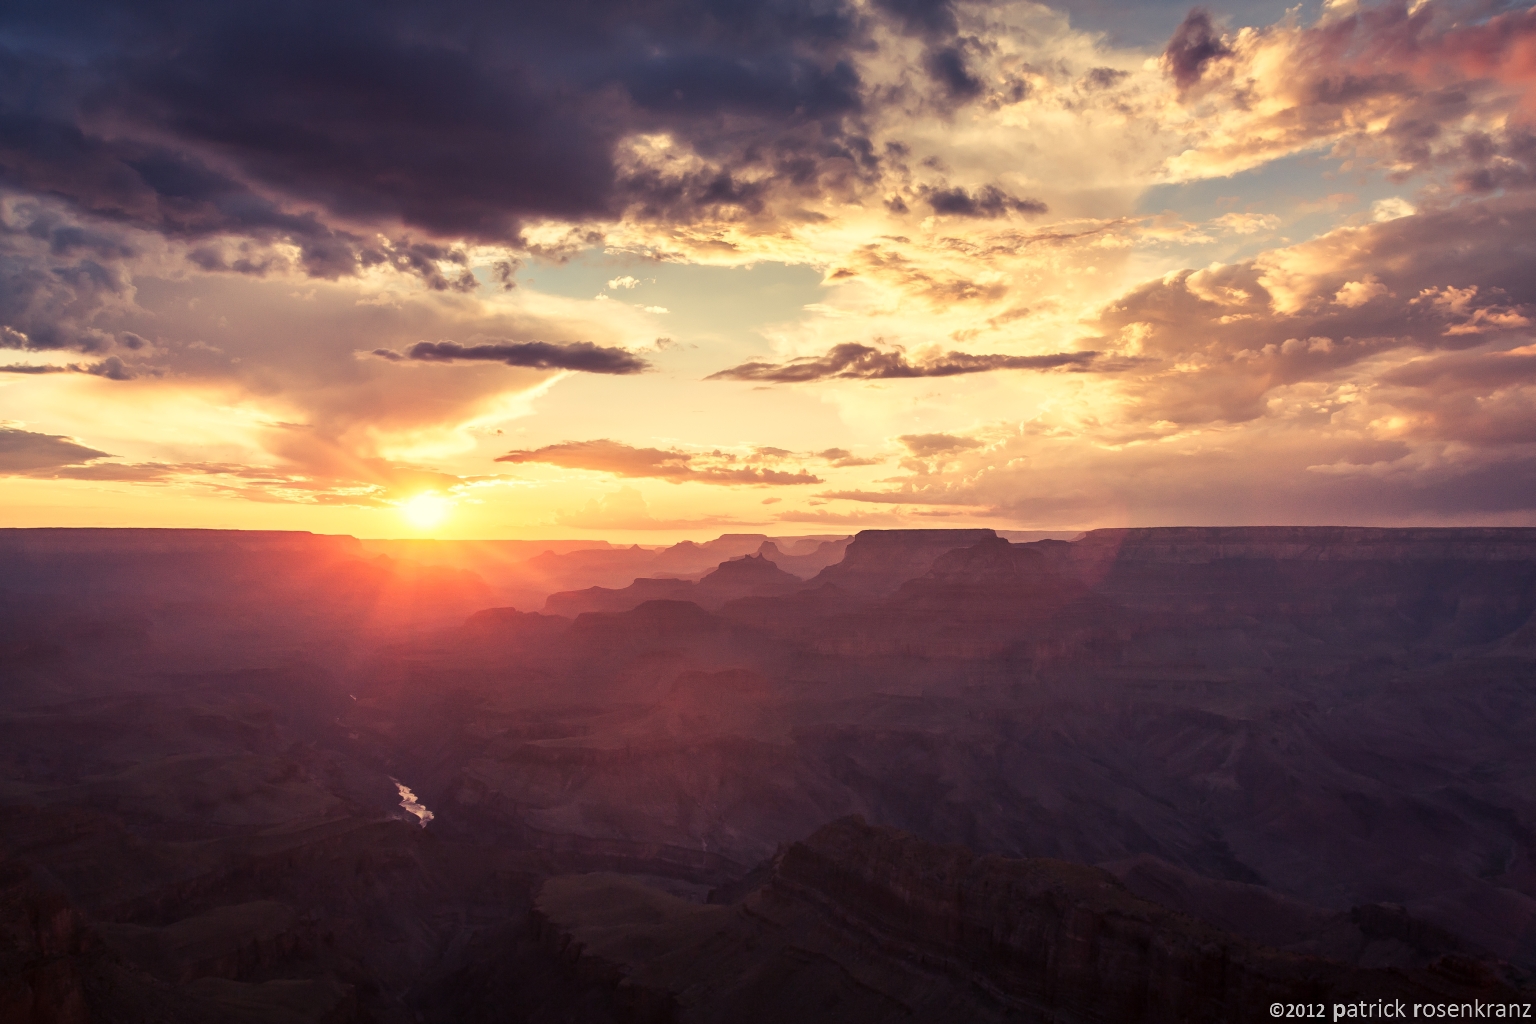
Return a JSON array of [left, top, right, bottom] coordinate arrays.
[[535, 818, 1532, 1024]]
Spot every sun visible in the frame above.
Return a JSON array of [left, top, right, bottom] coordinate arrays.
[[399, 492, 453, 532]]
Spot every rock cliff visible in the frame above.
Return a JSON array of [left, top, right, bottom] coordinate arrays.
[[546, 554, 807, 616], [534, 818, 1532, 1024], [808, 528, 998, 596]]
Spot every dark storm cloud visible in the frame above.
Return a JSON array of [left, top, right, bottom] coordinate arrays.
[[868, 0, 991, 104], [872, 0, 961, 38], [0, 202, 134, 354], [82, 355, 133, 380], [0, 84, 361, 277], [1454, 127, 1536, 195], [0, 356, 137, 379], [924, 46, 983, 99], [707, 342, 1100, 382], [496, 439, 822, 485], [1084, 66, 1131, 89], [0, 0, 891, 275], [372, 339, 650, 375], [0, 203, 135, 263], [622, 51, 862, 119], [1163, 8, 1233, 91], [922, 185, 1047, 218], [0, 8, 609, 245], [0, 363, 67, 374]]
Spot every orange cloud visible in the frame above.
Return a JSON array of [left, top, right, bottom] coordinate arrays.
[[497, 439, 824, 486]]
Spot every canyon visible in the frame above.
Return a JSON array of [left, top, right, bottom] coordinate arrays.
[[2, 525, 1535, 1021]]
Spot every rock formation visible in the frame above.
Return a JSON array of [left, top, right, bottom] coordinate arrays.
[[534, 817, 1530, 1023]]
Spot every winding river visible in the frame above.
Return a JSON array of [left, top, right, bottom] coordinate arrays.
[[393, 780, 434, 827]]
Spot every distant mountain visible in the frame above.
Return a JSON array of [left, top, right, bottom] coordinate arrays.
[[545, 553, 808, 615], [807, 528, 998, 596], [751, 536, 852, 578]]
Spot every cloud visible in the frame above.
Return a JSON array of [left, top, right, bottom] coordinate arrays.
[[872, 0, 962, 39], [1382, 349, 1536, 392], [921, 185, 1048, 219], [0, 260, 651, 504], [82, 355, 134, 381], [788, 180, 1536, 526], [899, 432, 982, 456], [817, 447, 884, 467], [1161, 2, 1536, 182], [0, 420, 257, 484], [4, 0, 1535, 530], [371, 339, 649, 374], [496, 438, 823, 485], [0, 427, 473, 495], [707, 342, 1101, 383], [0, 364, 69, 375], [1413, 285, 1532, 336], [1334, 276, 1388, 308], [923, 45, 984, 99], [1211, 212, 1280, 236], [0, 0, 898, 277], [1093, 194, 1536, 426], [0, 199, 141, 355], [0, 425, 112, 473], [0, 419, 339, 492], [814, 409, 1536, 526], [1373, 347, 1536, 447], [2, 9, 607, 248], [0, 0, 1147, 294], [3, 0, 1527, 292], [0, 357, 136, 380], [1163, 9, 1233, 92]]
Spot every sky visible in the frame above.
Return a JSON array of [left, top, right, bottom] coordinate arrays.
[[2, 0, 1534, 540]]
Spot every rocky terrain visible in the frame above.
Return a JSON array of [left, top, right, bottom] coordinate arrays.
[[534, 817, 1527, 1023], [3, 525, 1535, 1021]]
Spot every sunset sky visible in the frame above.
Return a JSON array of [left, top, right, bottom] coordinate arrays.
[[3, 0, 1534, 540]]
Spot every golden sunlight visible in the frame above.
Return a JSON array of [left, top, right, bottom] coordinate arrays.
[[399, 492, 453, 532]]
